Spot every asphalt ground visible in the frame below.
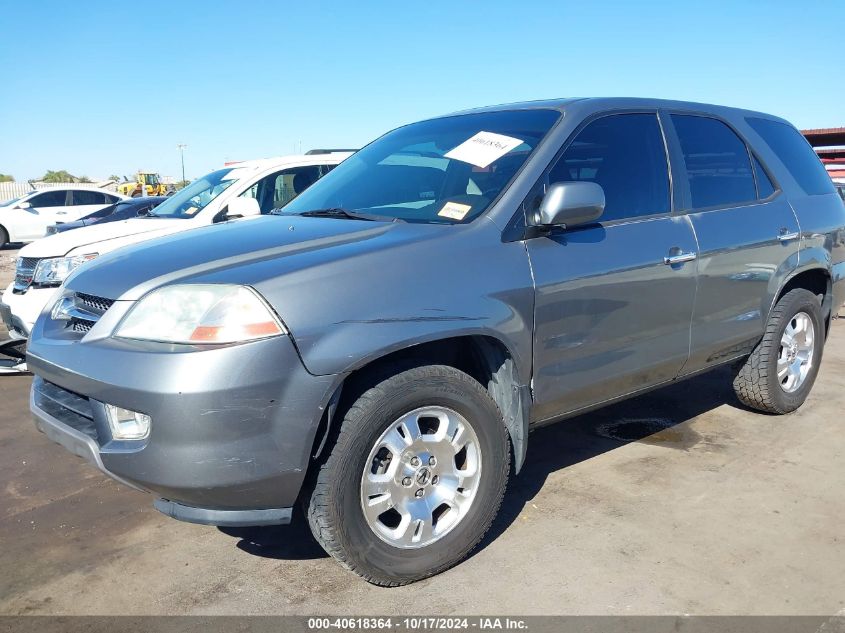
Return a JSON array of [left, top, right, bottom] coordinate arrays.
[[0, 242, 843, 615]]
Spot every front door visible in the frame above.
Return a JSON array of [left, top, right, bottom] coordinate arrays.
[[527, 112, 698, 423], [15, 189, 70, 240]]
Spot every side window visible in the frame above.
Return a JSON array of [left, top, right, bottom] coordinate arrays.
[[104, 193, 121, 203], [752, 155, 775, 199], [241, 166, 324, 213], [672, 115, 756, 209], [71, 190, 107, 205], [28, 190, 68, 207], [275, 166, 322, 208], [548, 113, 670, 222], [747, 117, 835, 196]]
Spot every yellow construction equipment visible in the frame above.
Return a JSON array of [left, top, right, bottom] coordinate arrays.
[[117, 172, 171, 197]]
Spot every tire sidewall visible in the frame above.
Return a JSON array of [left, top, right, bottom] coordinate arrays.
[[327, 369, 509, 582], [767, 290, 825, 411]]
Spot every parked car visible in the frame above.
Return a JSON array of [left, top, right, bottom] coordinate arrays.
[[0, 187, 127, 246], [46, 196, 168, 235], [835, 181, 845, 202], [0, 152, 349, 342], [26, 99, 845, 586]]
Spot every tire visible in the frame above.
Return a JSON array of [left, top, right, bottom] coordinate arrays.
[[306, 364, 511, 586], [0, 225, 8, 248], [733, 288, 825, 414]]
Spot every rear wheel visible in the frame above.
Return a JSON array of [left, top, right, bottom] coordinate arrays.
[[0, 226, 8, 248], [306, 364, 510, 586], [733, 288, 824, 414]]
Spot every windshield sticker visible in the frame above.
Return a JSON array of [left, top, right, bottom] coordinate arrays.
[[445, 131, 523, 168], [438, 201, 472, 221], [183, 206, 199, 216]]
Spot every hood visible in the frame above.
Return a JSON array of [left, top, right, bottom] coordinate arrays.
[[66, 215, 433, 301], [19, 218, 191, 258]]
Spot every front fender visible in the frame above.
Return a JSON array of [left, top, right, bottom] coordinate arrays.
[[276, 220, 536, 386]]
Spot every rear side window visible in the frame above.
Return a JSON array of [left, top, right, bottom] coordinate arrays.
[[548, 113, 670, 222], [672, 115, 756, 209], [747, 117, 835, 196], [72, 190, 107, 205]]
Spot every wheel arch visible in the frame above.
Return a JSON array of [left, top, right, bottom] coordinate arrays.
[[773, 266, 833, 336], [309, 334, 531, 474]]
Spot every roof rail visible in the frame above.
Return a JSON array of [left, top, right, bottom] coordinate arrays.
[[305, 148, 357, 155]]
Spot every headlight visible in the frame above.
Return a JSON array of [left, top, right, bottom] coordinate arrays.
[[33, 254, 97, 287], [114, 284, 286, 344]]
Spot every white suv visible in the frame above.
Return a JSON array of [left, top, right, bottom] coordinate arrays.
[[1, 152, 350, 342], [0, 187, 127, 246]]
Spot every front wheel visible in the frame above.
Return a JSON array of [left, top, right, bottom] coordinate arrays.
[[733, 288, 825, 414], [306, 364, 510, 586], [0, 226, 8, 248]]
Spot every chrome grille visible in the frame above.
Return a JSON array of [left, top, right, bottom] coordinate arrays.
[[71, 318, 94, 333], [76, 293, 115, 315], [13, 257, 41, 293], [57, 292, 115, 335]]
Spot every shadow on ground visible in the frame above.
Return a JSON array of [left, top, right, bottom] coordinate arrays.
[[219, 365, 740, 562]]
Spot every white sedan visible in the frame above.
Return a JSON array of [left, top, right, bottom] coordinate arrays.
[[0, 187, 127, 246]]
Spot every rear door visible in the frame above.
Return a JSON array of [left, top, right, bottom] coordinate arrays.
[[665, 114, 801, 374], [66, 190, 111, 221], [527, 112, 699, 422]]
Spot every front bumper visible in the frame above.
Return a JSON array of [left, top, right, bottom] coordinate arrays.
[[1, 282, 52, 339], [28, 331, 339, 524]]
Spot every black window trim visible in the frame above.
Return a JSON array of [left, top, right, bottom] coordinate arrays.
[[30, 189, 71, 207], [509, 108, 677, 240], [662, 109, 783, 215]]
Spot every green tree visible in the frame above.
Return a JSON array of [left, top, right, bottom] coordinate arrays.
[[78, 176, 92, 183], [41, 170, 77, 183], [0, 173, 13, 182], [108, 174, 121, 182]]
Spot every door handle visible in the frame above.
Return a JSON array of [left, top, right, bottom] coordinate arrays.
[[777, 229, 800, 242], [663, 252, 697, 265]]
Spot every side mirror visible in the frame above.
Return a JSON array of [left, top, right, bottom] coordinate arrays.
[[535, 181, 605, 228], [18, 201, 32, 210], [223, 197, 261, 220]]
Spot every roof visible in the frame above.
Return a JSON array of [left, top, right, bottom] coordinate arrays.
[[441, 97, 786, 123], [28, 184, 118, 191], [223, 152, 353, 170]]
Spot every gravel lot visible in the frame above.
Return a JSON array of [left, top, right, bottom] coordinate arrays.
[[0, 245, 843, 615]]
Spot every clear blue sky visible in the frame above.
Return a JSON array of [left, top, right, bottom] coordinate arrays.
[[1, 0, 842, 182]]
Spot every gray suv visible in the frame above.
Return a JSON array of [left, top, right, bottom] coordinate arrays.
[[27, 98, 845, 586]]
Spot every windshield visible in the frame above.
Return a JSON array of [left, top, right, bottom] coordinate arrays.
[[145, 168, 241, 219], [281, 109, 560, 224], [0, 194, 31, 207]]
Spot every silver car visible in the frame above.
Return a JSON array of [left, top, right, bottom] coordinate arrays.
[[27, 98, 845, 585]]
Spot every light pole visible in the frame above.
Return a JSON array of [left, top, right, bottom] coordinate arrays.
[[177, 144, 187, 186]]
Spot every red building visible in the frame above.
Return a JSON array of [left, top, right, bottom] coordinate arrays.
[[802, 127, 845, 181]]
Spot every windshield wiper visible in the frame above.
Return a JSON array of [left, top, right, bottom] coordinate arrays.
[[295, 208, 404, 222]]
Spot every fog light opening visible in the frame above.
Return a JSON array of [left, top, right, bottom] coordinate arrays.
[[105, 405, 151, 440]]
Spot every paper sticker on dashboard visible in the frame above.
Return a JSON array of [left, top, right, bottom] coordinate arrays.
[[438, 201, 472, 221], [445, 131, 523, 168]]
